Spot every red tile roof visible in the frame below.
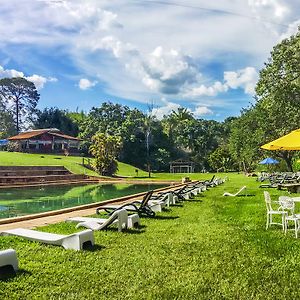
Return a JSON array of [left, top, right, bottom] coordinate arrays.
[[8, 129, 80, 141]]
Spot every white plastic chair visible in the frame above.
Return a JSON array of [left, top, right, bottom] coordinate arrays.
[[264, 191, 286, 231], [278, 196, 300, 238]]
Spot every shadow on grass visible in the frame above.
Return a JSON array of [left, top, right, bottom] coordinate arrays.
[[123, 228, 146, 234], [151, 215, 179, 220], [83, 243, 106, 252], [170, 204, 184, 207], [0, 267, 31, 281], [182, 199, 203, 202]]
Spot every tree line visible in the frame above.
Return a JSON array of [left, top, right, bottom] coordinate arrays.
[[1, 28, 299, 173]]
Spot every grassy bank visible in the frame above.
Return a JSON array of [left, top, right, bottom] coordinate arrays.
[[1, 173, 299, 299], [0, 151, 148, 178], [0, 151, 222, 180]]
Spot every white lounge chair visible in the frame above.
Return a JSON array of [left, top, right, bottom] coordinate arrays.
[[66, 209, 133, 232], [1, 228, 94, 251], [223, 186, 247, 197], [0, 249, 18, 272]]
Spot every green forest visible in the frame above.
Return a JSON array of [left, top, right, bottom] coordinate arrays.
[[1, 28, 300, 173]]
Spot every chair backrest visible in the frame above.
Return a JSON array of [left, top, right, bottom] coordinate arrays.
[[98, 209, 128, 231], [278, 196, 295, 215], [235, 186, 246, 196], [264, 191, 273, 212], [140, 190, 154, 208], [209, 175, 216, 183]]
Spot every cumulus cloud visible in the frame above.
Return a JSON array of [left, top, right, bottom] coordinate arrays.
[[0, 65, 24, 78], [0, 65, 57, 90], [224, 67, 259, 95], [26, 74, 57, 89], [0, 0, 299, 114], [193, 106, 214, 117], [185, 81, 228, 97], [151, 101, 181, 120], [78, 78, 97, 90], [142, 46, 198, 95], [92, 36, 138, 58], [248, 0, 290, 19]]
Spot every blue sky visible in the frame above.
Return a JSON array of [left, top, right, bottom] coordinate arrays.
[[0, 0, 299, 121]]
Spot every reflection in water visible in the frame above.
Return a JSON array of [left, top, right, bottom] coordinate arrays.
[[0, 183, 166, 219]]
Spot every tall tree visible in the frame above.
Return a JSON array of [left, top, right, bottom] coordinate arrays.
[[254, 28, 300, 170], [0, 77, 40, 132], [34, 107, 79, 136], [0, 99, 15, 138]]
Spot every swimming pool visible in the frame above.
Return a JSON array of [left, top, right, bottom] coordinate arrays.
[[0, 183, 167, 219]]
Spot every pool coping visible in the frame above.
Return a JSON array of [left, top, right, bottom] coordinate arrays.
[[0, 182, 185, 226]]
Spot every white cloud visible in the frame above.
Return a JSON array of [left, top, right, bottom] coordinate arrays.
[[279, 19, 300, 39], [248, 0, 290, 19], [0, 0, 299, 114], [0, 65, 24, 78], [151, 101, 181, 120], [26, 74, 57, 89], [0, 65, 57, 90], [92, 36, 137, 58], [141, 46, 198, 95], [193, 106, 214, 117], [78, 78, 97, 90], [185, 81, 228, 97], [224, 67, 259, 95]]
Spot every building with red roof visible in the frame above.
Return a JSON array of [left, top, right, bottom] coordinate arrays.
[[7, 128, 81, 154]]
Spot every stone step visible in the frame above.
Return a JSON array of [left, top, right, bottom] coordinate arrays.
[[0, 179, 100, 188], [0, 174, 86, 184]]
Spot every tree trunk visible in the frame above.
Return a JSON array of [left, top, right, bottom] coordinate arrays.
[[147, 163, 151, 178], [282, 151, 293, 172], [16, 99, 19, 133]]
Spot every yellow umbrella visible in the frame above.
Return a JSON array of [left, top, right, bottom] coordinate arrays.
[[261, 129, 300, 150]]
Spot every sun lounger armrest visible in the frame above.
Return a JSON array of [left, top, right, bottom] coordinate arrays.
[[61, 230, 94, 251]]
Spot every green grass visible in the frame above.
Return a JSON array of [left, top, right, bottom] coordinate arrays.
[[0, 151, 220, 180], [1, 173, 299, 299], [0, 151, 147, 178]]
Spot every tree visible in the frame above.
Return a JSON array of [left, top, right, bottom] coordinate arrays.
[[89, 133, 122, 176], [34, 107, 79, 136], [254, 28, 300, 170], [0, 77, 40, 132], [208, 145, 237, 172], [0, 99, 16, 138]]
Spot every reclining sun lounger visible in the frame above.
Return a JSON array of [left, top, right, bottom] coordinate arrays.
[[66, 209, 137, 231], [137, 192, 175, 211], [223, 186, 247, 197], [0, 249, 18, 272], [171, 184, 201, 201], [96, 190, 157, 217], [1, 228, 94, 251]]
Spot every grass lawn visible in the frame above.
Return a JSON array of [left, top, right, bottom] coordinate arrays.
[[0, 151, 221, 180], [0, 173, 299, 299], [0, 151, 149, 178]]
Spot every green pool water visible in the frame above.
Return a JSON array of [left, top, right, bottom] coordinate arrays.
[[0, 183, 166, 219]]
